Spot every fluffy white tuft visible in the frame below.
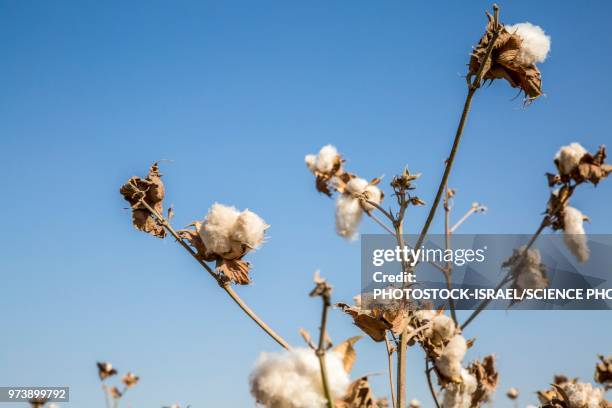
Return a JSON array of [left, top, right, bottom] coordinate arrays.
[[506, 22, 551, 65], [441, 369, 478, 408], [555, 143, 588, 175], [409, 399, 421, 408], [249, 348, 350, 408], [435, 335, 468, 381], [305, 145, 339, 174], [232, 210, 268, 249], [563, 206, 590, 262], [511, 246, 548, 290], [199, 203, 240, 255], [199, 203, 268, 257], [344, 177, 382, 212], [335, 194, 363, 240], [561, 382, 604, 408]]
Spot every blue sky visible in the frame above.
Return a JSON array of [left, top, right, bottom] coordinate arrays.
[[1, 0, 611, 407]]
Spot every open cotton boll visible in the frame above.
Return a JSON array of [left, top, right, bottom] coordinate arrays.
[[346, 177, 370, 194], [232, 210, 268, 249], [435, 335, 468, 381], [249, 348, 350, 408], [362, 185, 383, 211], [315, 145, 339, 173], [429, 314, 456, 343], [442, 369, 478, 408], [505, 246, 548, 290], [199, 203, 240, 255], [555, 143, 588, 175], [561, 382, 604, 408], [506, 22, 551, 65], [304, 154, 317, 172], [516, 267, 548, 290], [563, 207, 590, 262], [335, 194, 363, 239]]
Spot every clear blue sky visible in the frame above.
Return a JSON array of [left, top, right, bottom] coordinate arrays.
[[1, 1, 610, 407]]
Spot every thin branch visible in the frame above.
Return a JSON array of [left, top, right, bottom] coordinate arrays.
[[425, 358, 442, 408], [413, 4, 501, 254], [136, 198, 291, 350], [444, 186, 458, 324], [450, 202, 487, 233], [314, 283, 335, 408], [366, 210, 396, 236], [385, 338, 397, 408]]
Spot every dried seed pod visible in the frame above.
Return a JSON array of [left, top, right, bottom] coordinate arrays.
[[469, 13, 550, 101]]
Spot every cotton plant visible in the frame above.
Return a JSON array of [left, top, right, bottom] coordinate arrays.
[[116, 4, 612, 408], [95, 362, 139, 408]]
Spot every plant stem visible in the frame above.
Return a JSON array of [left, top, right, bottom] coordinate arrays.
[[413, 4, 500, 253], [425, 358, 442, 408], [136, 198, 291, 350], [444, 186, 458, 324], [316, 294, 335, 408], [385, 338, 397, 408]]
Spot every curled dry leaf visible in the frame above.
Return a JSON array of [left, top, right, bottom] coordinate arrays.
[[97, 361, 117, 380], [216, 258, 251, 285], [119, 163, 166, 238], [122, 372, 139, 388], [335, 377, 388, 408], [468, 13, 543, 100], [177, 223, 217, 262], [333, 336, 362, 374], [595, 355, 612, 390], [336, 302, 408, 342], [468, 355, 499, 406]]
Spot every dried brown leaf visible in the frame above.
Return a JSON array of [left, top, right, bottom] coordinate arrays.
[[119, 163, 166, 238], [336, 377, 387, 408], [468, 355, 499, 406], [333, 336, 362, 374], [216, 258, 251, 285]]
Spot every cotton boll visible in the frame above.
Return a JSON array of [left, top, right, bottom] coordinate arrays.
[[249, 348, 350, 408], [305, 154, 317, 172], [346, 177, 369, 195], [442, 369, 478, 408], [506, 22, 551, 65], [199, 203, 240, 255], [315, 145, 339, 173], [335, 195, 363, 239], [563, 206, 590, 262], [436, 335, 468, 381], [516, 268, 548, 290], [555, 143, 588, 175], [362, 185, 383, 211], [430, 314, 456, 343], [561, 382, 604, 408], [232, 210, 268, 249]]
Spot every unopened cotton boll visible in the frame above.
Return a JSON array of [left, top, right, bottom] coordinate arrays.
[[199, 203, 240, 255], [232, 210, 268, 249], [561, 382, 604, 408], [435, 335, 468, 381], [563, 206, 590, 263], [335, 194, 363, 240], [555, 143, 588, 175], [249, 348, 350, 408], [442, 369, 478, 408], [506, 22, 551, 65]]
